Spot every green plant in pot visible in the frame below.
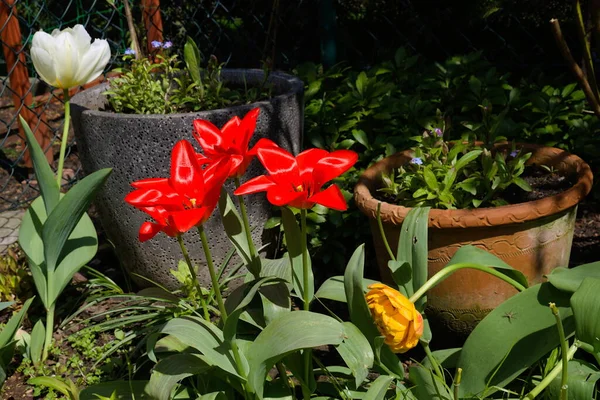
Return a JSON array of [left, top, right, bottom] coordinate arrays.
[[68, 23, 305, 291], [354, 109, 593, 341]]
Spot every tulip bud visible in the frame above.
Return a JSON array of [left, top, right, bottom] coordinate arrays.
[[365, 283, 423, 353], [31, 24, 111, 89]]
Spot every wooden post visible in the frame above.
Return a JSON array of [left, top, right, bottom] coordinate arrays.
[[0, 0, 52, 166], [141, 0, 163, 52]]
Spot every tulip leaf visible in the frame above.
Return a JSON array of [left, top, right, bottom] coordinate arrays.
[[0, 298, 33, 369], [457, 283, 574, 398], [394, 207, 430, 309], [27, 376, 78, 399], [336, 322, 374, 387], [246, 311, 345, 398], [80, 381, 150, 400], [446, 245, 528, 289], [184, 36, 202, 85], [259, 256, 293, 289], [146, 353, 211, 400], [546, 262, 600, 293], [19, 115, 59, 215], [281, 207, 314, 304], [422, 348, 461, 370], [219, 190, 252, 266], [315, 275, 379, 303], [19, 196, 98, 308], [547, 359, 600, 400], [409, 365, 453, 400], [29, 320, 45, 366], [363, 375, 394, 400], [157, 316, 241, 378], [259, 280, 291, 325], [344, 244, 405, 378], [570, 277, 600, 354]]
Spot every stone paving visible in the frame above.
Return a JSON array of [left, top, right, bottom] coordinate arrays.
[[0, 209, 24, 254]]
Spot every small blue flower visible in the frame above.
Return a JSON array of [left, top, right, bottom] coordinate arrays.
[[151, 40, 163, 48], [434, 128, 443, 137], [124, 48, 135, 55], [162, 41, 173, 49], [509, 150, 518, 158], [410, 157, 423, 165]]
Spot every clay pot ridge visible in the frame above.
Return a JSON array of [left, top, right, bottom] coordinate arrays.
[[355, 143, 593, 229]]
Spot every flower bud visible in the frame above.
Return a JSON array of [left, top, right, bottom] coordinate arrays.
[[366, 283, 424, 353]]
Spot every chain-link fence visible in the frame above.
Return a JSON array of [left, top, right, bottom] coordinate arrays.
[[0, 0, 580, 211]]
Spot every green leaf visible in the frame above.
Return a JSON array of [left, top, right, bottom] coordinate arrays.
[[409, 365, 453, 400], [394, 207, 430, 307], [446, 245, 528, 289], [352, 129, 370, 149], [199, 392, 228, 400], [219, 190, 252, 266], [19, 115, 59, 215], [19, 197, 99, 308], [281, 208, 313, 303], [570, 277, 600, 353], [315, 275, 379, 303], [547, 359, 600, 400], [356, 72, 367, 96], [42, 168, 111, 301], [468, 75, 482, 96], [80, 381, 150, 400], [364, 375, 394, 400], [146, 353, 211, 400], [421, 348, 461, 370], [157, 316, 240, 378], [422, 167, 439, 191], [27, 376, 75, 398], [336, 322, 374, 387], [513, 177, 532, 192], [29, 319, 45, 366], [454, 150, 483, 172], [246, 311, 345, 398], [0, 298, 33, 368], [260, 281, 291, 325], [183, 37, 202, 85], [546, 262, 600, 293], [344, 245, 404, 377], [457, 283, 574, 397]]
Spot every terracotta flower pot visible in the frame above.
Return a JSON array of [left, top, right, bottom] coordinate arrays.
[[354, 143, 593, 340]]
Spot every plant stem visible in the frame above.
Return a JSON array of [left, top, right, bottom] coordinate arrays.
[[376, 202, 396, 262], [56, 89, 70, 187], [198, 226, 228, 322], [453, 368, 462, 400], [549, 303, 569, 400], [42, 303, 55, 361], [234, 177, 259, 261], [176, 235, 209, 321], [422, 341, 444, 381], [409, 263, 526, 304], [301, 208, 312, 400], [122, 0, 142, 59], [525, 342, 578, 399]]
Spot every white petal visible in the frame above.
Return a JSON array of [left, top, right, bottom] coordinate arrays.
[[32, 30, 55, 53], [74, 39, 111, 85], [30, 47, 57, 86], [70, 24, 92, 54], [52, 32, 80, 88]]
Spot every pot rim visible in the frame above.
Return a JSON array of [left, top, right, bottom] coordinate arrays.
[[70, 68, 304, 119], [354, 143, 593, 228]]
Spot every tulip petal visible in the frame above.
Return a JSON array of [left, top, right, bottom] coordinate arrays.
[[257, 146, 299, 183], [74, 39, 111, 86], [236, 108, 260, 151], [70, 25, 92, 54], [52, 31, 80, 88], [247, 138, 279, 156], [130, 177, 170, 189], [221, 115, 242, 149], [169, 208, 210, 233], [30, 46, 57, 87], [234, 175, 276, 195], [308, 184, 348, 211], [312, 150, 358, 189], [297, 148, 329, 175], [267, 185, 306, 207], [169, 140, 205, 199], [192, 120, 223, 155], [125, 188, 182, 208], [139, 221, 164, 242]]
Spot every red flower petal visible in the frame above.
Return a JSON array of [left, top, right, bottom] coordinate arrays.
[[169, 140, 205, 200], [234, 175, 276, 195], [169, 208, 211, 233], [308, 184, 348, 211], [248, 138, 279, 156], [257, 146, 299, 184], [221, 115, 242, 149], [139, 221, 165, 242], [124, 189, 182, 208], [312, 150, 358, 189], [267, 185, 306, 207], [236, 108, 260, 152], [192, 120, 223, 156], [131, 177, 170, 190]]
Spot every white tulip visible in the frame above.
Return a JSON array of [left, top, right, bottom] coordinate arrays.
[[31, 24, 111, 89]]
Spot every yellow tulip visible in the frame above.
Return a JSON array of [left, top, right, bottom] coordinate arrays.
[[30, 25, 111, 89], [365, 283, 423, 353]]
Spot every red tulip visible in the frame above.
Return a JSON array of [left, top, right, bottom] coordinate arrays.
[[192, 108, 276, 178], [125, 140, 230, 242], [234, 144, 358, 211]]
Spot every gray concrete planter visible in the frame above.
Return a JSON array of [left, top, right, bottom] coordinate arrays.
[[71, 69, 304, 289]]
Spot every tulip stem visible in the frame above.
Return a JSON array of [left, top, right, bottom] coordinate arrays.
[[422, 341, 445, 381], [198, 226, 228, 322], [176, 235, 209, 321], [300, 208, 312, 400], [41, 303, 55, 362], [409, 263, 527, 304], [376, 202, 396, 262], [56, 90, 70, 188], [550, 303, 569, 400], [234, 177, 259, 261], [525, 342, 578, 399]]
